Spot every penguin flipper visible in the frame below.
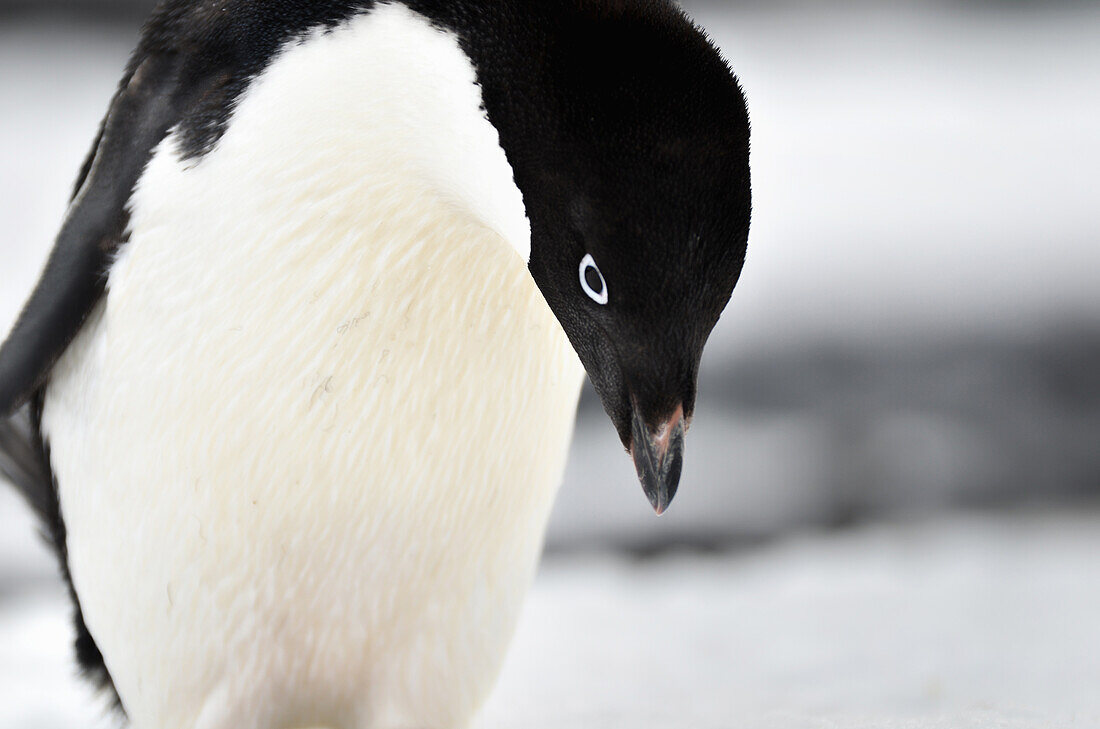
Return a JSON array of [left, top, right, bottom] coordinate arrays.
[[0, 400, 51, 517], [0, 51, 191, 417], [0, 52, 192, 712]]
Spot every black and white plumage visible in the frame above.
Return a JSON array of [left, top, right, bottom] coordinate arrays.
[[0, 1, 751, 727]]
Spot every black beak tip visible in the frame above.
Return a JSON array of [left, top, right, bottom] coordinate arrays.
[[630, 408, 686, 517], [645, 450, 682, 516]]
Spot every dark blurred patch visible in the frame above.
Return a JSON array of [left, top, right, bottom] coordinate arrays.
[[547, 525, 773, 559], [581, 325, 1100, 529]]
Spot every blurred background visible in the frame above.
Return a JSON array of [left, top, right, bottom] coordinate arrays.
[[1, 1, 1098, 728]]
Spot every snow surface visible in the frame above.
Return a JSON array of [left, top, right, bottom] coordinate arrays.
[[2, 513, 1099, 728]]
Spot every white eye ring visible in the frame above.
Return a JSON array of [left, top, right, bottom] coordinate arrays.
[[579, 254, 609, 305]]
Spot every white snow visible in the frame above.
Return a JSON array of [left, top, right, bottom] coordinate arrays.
[[2, 513, 1099, 728]]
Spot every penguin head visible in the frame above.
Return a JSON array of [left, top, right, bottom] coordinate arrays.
[[477, 2, 751, 514]]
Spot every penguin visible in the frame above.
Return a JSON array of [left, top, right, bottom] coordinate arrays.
[[0, 1, 750, 727]]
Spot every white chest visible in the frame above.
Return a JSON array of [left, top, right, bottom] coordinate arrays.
[[41, 7, 584, 729]]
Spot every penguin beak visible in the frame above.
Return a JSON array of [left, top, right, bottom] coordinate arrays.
[[629, 402, 686, 516]]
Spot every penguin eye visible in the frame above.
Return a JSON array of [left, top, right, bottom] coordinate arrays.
[[579, 254, 608, 305]]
